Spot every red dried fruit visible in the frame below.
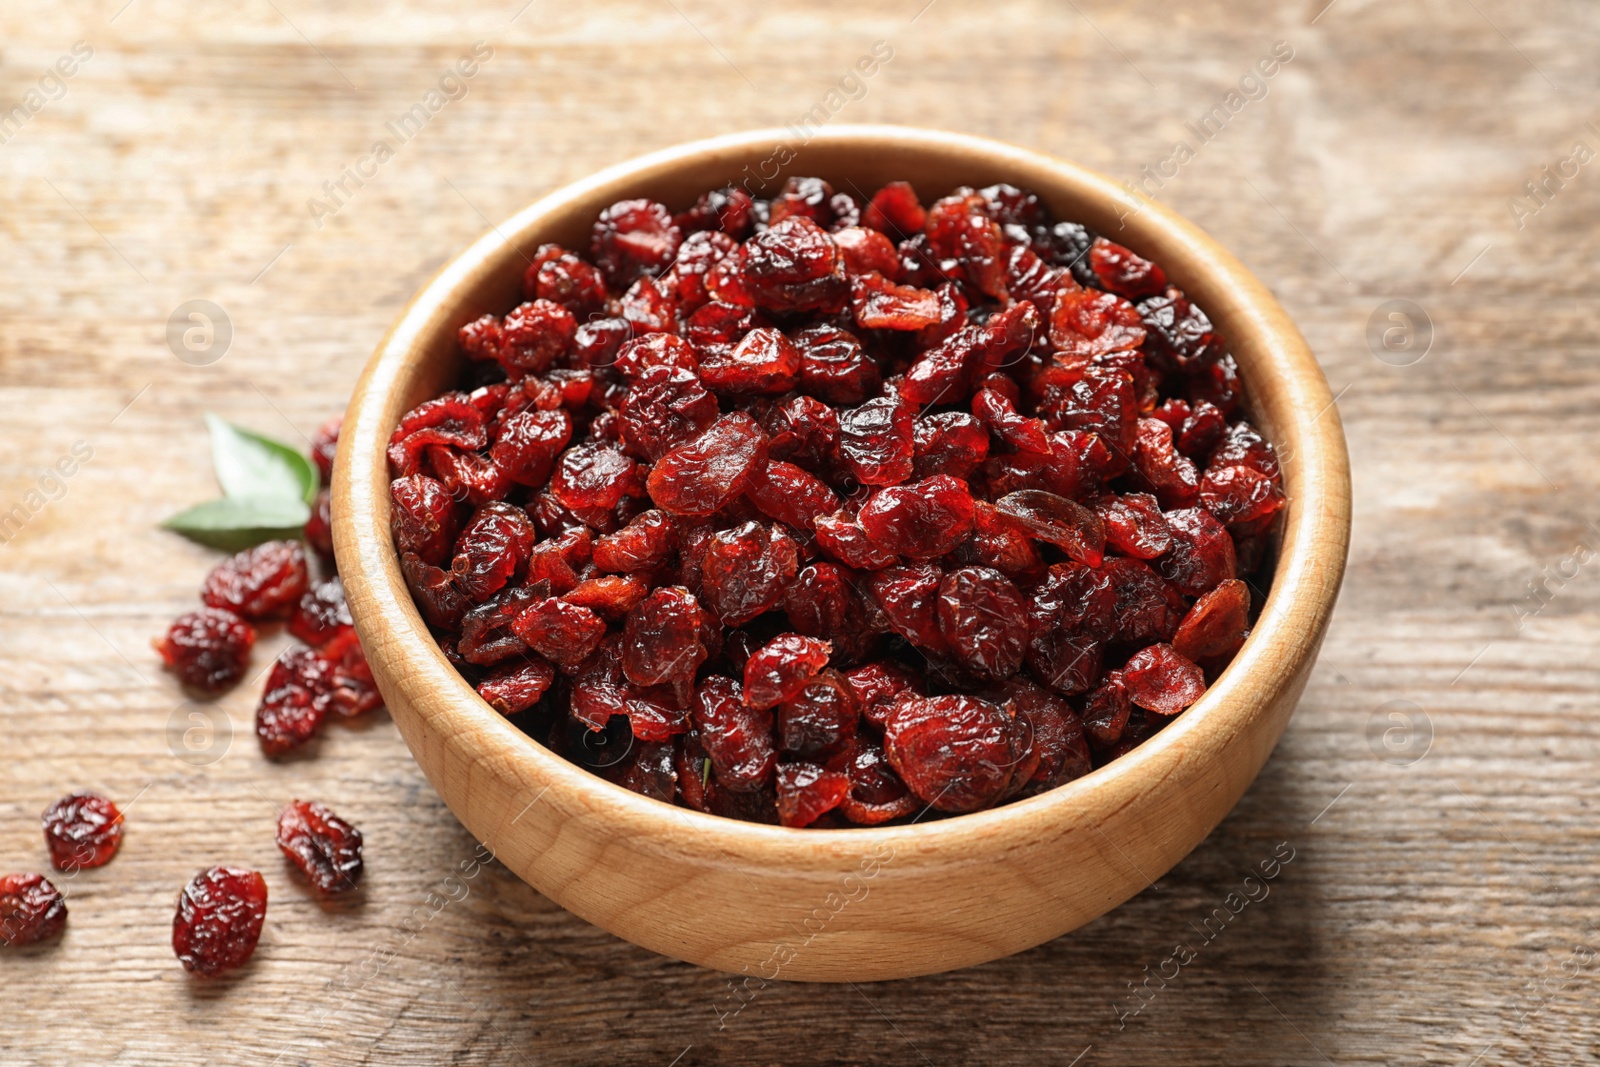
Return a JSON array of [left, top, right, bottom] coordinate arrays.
[[201, 540, 308, 620], [304, 488, 334, 560], [1001, 680, 1093, 795], [500, 299, 577, 374], [1200, 463, 1284, 529], [844, 661, 923, 728], [647, 412, 769, 516], [529, 249, 608, 316], [615, 333, 698, 381], [973, 387, 1051, 455], [491, 408, 573, 487], [0, 873, 67, 946], [701, 521, 799, 626], [172, 866, 267, 976], [838, 396, 915, 489], [769, 176, 836, 226], [390, 473, 461, 566], [674, 185, 755, 237], [256, 646, 331, 756], [833, 225, 901, 278], [776, 763, 851, 827], [698, 326, 802, 395], [477, 655, 556, 714], [1096, 492, 1172, 559], [311, 415, 341, 486], [1082, 670, 1132, 747], [618, 364, 720, 462], [593, 509, 678, 573], [276, 800, 363, 895], [1122, 643, 1207, 715], [1156, 507, 1237, 596], [621, 586, 710, 696], [857, 475, 976, 560], [388, 393, 488, 474], [156, 607, 255, 693], [451, 501, 537, 602], [834, 739, 919, 824], [591, 198, 682, 288], [739, 216, 848, 312], [936, 566, 1029, 680], [744, 633, 831, 710], [41, 793, 123, 872], [512, 596, 607, 669], [460, 584, 544, 665], [785, 323, 879, 405], [961, 500, 1044, 577], [850, 272, 942, 331], [401, 551, 469, 630], [1048, 285, 1146, 364], [883, 695, 1015, 813], [994, 490, 1105, 565], [1089, 237, 1169, 299], [564, 574, 651, 620], [868, 563, 949, 655], [862, 180, 927, 236], [745, 460, 842, 533], [1173, 578, 1251, 661], [912, 411, 990, 480], [1132, 417, 1201, 509], [814, 509, 899, 570], [550, 444, 640, 515], [319, 628, 382, 717], [692, 675, 776, 791], [1102, 557, 1187, 646]]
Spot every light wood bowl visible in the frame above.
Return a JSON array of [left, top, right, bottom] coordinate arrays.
[[333, 126, 1351, 983]]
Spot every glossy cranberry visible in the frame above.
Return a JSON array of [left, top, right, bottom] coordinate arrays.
[[276, 800, 363, 895], [201, 540, 308, 620], [41, 793, 123, 872], [156, 608, 255, 693], [0, 873, 67, 946], [172, 866, 267, 976]]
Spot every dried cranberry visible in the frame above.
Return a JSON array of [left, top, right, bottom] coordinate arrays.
[[701, 521, 799, 626], [172, 866, 267, 976], [740, 216, 848, 312], [41, 793, 123, 872], [1173, 578, 1251, 662], [776, 763, 850, 827], [698, 326, 802, 395], [647, 412, 769, 516], [937, 566, 1029, 680], [156, 608, 255, 693], [512, 596, 607, 669], [256, 646, 331, 756], [862, 180, 927, 236], [744, 633, 831, 710], [621, 586, 710, 698], [390, 473, 461, 566], [1123, 643, 1207, 715], [311, 415, 341, 485], [0, 873, 67, 946], [591, 198, 681, 288], [883, 695, 1014, 813], [858, 476, 976, 560], [478, 655, 556, 714], [994, 490, 1105, 565], [692, 675, 776, 791], [276, 800, 363, 895], [201, 540, 308, 620]]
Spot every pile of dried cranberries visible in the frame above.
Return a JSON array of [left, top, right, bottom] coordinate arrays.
[[389, 176, 1284, 828]]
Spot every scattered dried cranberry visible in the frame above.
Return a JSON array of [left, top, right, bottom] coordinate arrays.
[[0, 873, 67, 947], [276, 800, 363, 895], [172, 866, 267, 976], [388, 177, 1283, 826], [256, 645, 331, 756], [156, 607, 255, 693], [41, 793, 123, 871]]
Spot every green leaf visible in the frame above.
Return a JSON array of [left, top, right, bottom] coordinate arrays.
[[162, 494, 311, 551], [205, 413, 317, 506]]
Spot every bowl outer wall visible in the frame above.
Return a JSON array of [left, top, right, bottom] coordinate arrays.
[[332, 125, 1351, 983]]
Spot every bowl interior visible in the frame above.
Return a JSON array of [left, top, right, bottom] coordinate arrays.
[[336, 124, 1349, 871]]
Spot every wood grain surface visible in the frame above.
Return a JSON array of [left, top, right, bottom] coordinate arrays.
[[1, 1, 1595, 1064]]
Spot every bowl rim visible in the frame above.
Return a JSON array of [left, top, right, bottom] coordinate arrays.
[[334, 123, 1351, 871]]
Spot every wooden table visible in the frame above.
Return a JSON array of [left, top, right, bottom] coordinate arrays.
[[3, 1, 1596, 1063]]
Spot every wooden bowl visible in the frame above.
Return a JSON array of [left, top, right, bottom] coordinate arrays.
[[333, 125, 1351, 983]]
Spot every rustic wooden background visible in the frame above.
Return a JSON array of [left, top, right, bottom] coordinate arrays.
[[3, 0, 1597, 1063]]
